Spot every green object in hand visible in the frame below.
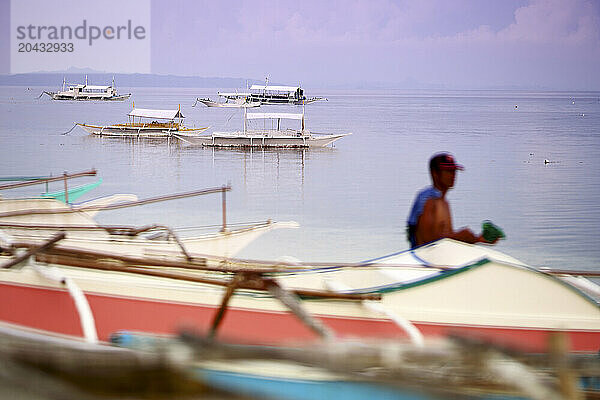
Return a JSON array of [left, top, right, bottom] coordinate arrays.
[[482, 220, 505, 242]]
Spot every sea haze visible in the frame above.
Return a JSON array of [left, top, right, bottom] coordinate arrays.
[[1, 86, 599, 271]]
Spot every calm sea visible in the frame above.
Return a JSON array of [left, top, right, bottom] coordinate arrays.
[[1, 86, 599, 271]]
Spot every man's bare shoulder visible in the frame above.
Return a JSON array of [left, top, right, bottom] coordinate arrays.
[[422, 196, 445, 212]]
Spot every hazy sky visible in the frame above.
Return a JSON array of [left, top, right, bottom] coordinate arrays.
[[3, 0, 600, 89]]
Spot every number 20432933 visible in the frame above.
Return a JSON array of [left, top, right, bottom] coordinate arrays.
[[18, 42, 74, 52]]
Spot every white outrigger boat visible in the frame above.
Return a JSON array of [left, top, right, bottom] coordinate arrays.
[[193, 95, 260, 108], [0, 198, 295, 260], [196, 81, 325, 108], [42, 76, 131, 101], [176, 110, 350, 148], [0, 178, 297, 260], [77, 106, 208, 138]]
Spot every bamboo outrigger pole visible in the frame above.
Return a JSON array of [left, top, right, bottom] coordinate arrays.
[[0, 169, 97, 191], [0, 186, 232, 219]]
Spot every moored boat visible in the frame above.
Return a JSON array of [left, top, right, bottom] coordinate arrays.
[[176, 111, 350, 148], [197, 81, 326, 108], [0, 186, 298, 260], [193, 96, 261, 108], [42, 76, 131, 101], [77, 106, 208, 138]]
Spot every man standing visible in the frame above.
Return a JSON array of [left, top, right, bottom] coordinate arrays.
[[407, 152, 496, 249]]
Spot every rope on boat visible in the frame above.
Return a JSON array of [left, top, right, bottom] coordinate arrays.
[[62, 123, 78, 135], [192, 98, 200, 107], [224, 110, 236, 126], [37, 91, 46, 99]]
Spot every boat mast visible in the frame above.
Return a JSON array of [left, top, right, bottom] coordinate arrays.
[[243, 104, 247, 135], [178, 104, 181, 128], [62, 76, 65, 91], [301, 99, 305, 131]]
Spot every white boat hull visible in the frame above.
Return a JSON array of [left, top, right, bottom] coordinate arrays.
[[196, 98, 260, 108], [175, 132, 351, 148], [0, 198, 297, 259]]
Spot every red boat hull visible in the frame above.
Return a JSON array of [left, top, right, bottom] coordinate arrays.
[[2, 282, 598, 353]]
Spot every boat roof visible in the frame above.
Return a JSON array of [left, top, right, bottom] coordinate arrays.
[[218, 91, 252, 97], [128, 108, 184, 119], [250, 85, 300, 92], [84, 85, 111, 90], [246, 113, 303, 120]]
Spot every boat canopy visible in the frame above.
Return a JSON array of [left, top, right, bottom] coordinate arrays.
[[250, 85, 299, 92], [218, 91, 252, 97], [84, 85, 111, 90], [246, 113, 303, 120], [128, 108, 184, 120]]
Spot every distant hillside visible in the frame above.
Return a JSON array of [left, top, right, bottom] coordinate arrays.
[[0, 72, 265, 88]]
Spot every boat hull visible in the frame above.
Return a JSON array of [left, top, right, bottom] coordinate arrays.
[[175, 133, 351, 148], [0, 198, 293, 259], [1, 255, 598, 353], [77, 123, 208, 138], [45, 92, 131, 101], [197, 99, 260, 108]]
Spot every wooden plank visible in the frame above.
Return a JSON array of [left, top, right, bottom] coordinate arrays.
[[1, 233, 65, 269]]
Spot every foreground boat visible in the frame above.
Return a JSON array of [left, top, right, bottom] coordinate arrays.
[[6, 322, 595, 400], [0, 237, 597, 353], [176, 111, 350, 148], [77, 106, 208, 138], [42, 76, 130, 101]]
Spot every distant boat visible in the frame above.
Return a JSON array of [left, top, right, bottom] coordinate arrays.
[[176, 109, 350, 148], [193, 96, 261, 108], [42, 76, 131, 101], [197, 80, 326, 107], [77, 106, 209, 138]]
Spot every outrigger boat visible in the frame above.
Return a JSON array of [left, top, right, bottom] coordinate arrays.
[[176, 110, 350, 148], [0, 195, 296, 261], [0, 172, 297, 259], [196, 81, 325, 108], [77, 105, 208, 138], [42, 76, 131, 101], [193, 95, 261, 108], [0, 236, 598, 353]]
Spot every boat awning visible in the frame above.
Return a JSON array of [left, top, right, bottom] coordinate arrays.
[[250, 85, 299, 92], [246, 113, 303, 120], [84, 85, 111, 90], [128, 108, 184, 119], [218, 92, 252, 97]]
